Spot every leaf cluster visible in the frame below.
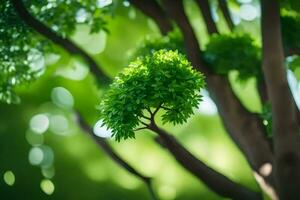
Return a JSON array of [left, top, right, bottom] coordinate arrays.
[[204, 34, 262, 81], [281, 14, 300, 51], [99, 50, 205, 141], [132, 30, 185, 60], [0, 1, 46, 103], [0, 0, 111, 104], [25, 0, 112, 36]]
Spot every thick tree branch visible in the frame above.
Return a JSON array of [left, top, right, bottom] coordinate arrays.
[[160, 0, 274, 186], [261, 0, 300, 198], [195, 0, 219, 35], [217, 0, 234, 31], [11, 0, 110, 85], [257, 79, 269, 105], [76, 113, 158, 200], [128, 0, 173, 35], [148, 121, 262, 200]]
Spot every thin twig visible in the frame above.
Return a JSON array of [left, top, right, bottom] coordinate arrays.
[[138, 119, 150, 127], [133, 126, 148, 132], [152, 103, 162, 117], [141, 114, 151, 121], [161, 106, 171, 111]]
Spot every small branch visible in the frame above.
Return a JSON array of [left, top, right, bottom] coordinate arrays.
[[146, 107, 153, 116], [217, 0, 234, 31], [11, 0, 110, 85], [161, 106, 171, 111], [141, 114, 151, 121], [138, 119, 150, 127], [148, 122, 262, 200], [152, 103, 162, 118], [133, 127, 148, 132], [76, 112, 157, 200], [128, 0, 173, 35]]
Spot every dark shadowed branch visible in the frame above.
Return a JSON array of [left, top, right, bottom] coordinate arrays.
[[217, 0, 234, 31], [11, 0, 110, 85], [76, 112, 158, 200], [145, 113, 262, 200], [128, 0, 173, 35], [195, 0, 219, 34]]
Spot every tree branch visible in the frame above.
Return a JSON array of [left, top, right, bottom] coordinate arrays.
[[160, 0, 274, 187], [148, 122, 262, 200], [128, 0, 173, 35], [76, 112, 158, 200], [260, 0, 300, 198], [217, 0, 234, 31], [11, 0, 110, 85], [195, 0, 219, 34]]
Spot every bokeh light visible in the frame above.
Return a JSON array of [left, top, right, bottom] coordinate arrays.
[[3, 171, 15, 186], [93, 119, 113, 138], [28, 49, 45, 75], [49, 115, 70, 135], [76, 8, 89, 23], [97, 0, 112, 8], [40, 179, 55, 195], [26, 130, 44, 146], [237, 0, 252, 3], [28, 145, 54, 167], [51, 87, 74, 109], [28, 147, 44, 166], [29, 114, 49, 134], [239, 4, 258, 21], [41, 167, 55, 179], [45, 53, 61, 65], [55, 57, 89, 81], [71, 25, 107, 55], [197, 90, 217, 115]]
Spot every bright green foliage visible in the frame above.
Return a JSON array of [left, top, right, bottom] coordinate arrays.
[[99, 50, 205, 141], [133, 30, 185, 60], [287, 55, 300, 80], [0, 1, 45, 103], [204, 34, 262, 81], [281, 14, 300, 51], [25, 0, 112, 37], [0, 0, 111, 104]]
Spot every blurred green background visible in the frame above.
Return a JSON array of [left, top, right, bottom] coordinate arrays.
[[0, 1, 266, 199]]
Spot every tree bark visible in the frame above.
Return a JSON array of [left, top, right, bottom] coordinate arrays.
[[149, 122, 262, 200], [11, 0, 110, 85], [128, 0, 173, 35], [161, 0, 275, 187], [261, 0, 300, 199]]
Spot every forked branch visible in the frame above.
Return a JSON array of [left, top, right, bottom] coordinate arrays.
[[147, 119, 262, 200]]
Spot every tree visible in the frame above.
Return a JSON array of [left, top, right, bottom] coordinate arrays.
[[1, 0, 300, 199]]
